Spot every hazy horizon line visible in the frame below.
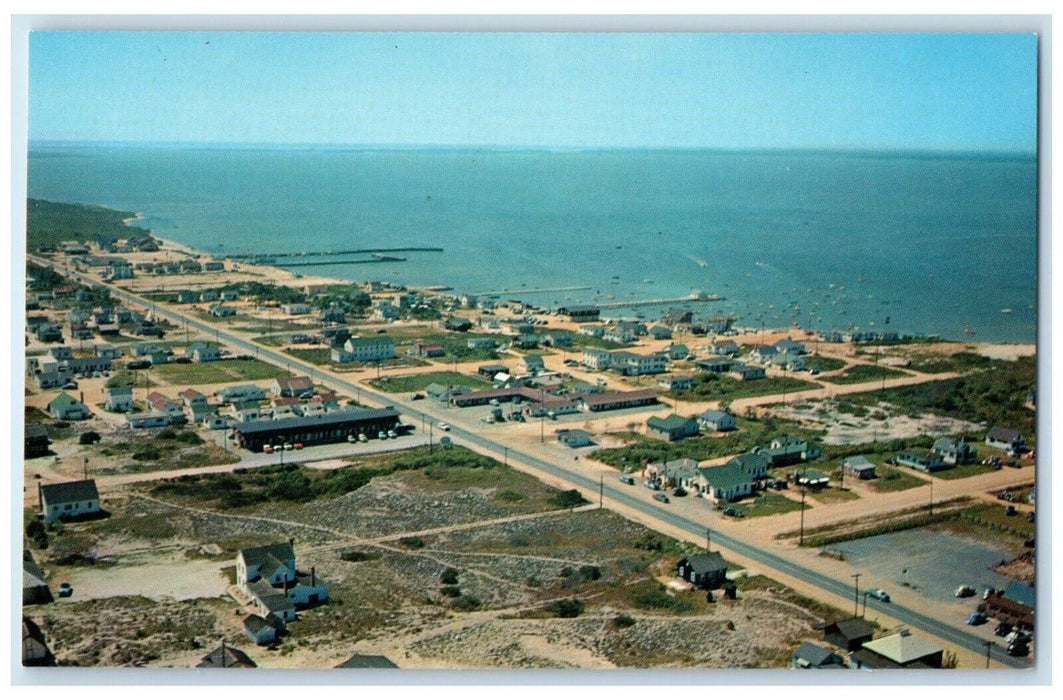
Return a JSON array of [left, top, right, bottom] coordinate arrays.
[[27, 139, 1036, 157]]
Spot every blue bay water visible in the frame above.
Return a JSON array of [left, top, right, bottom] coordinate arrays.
[[27, 145, 1037, 343]]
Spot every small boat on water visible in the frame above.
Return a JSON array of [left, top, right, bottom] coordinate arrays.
[[1000, 308, 1013, 314]]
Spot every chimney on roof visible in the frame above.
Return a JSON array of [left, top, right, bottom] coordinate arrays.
[[283, 577, 289, 595]]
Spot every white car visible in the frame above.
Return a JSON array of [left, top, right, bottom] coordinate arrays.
[[438, 422, 451, 431]]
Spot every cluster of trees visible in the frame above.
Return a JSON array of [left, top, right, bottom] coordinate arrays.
[[27, 198, 145, 249]]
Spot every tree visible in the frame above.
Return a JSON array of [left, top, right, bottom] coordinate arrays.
[[78, 431, 101, 445]]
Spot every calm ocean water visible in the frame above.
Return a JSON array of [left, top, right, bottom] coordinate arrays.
[[27, 144, 1037, 343]]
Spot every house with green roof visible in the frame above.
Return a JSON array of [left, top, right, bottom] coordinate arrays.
[[693, 464, 753, 503], [46, 392, 91, 421], [896, 448, 945, 472], [646, 414, 700, 442]]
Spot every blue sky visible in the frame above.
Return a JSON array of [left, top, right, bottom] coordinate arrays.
[[28, 32, 1037, 150]]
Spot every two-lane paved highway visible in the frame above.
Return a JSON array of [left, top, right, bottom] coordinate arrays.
[[44, 262, 1029, 668]]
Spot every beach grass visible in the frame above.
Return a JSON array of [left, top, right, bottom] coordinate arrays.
[[732, 491, 807, 518], [802, 355, 846, 373], [932, 462, 1003, 480], [820, 364, 910, 385], [667, 374, 820, 402]]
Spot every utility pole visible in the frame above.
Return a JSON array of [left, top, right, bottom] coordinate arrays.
[[706, 528, 711, 552], [599, 474, 603, 509], [929, 478, 934, 516], [851, 573, 861, 617], [540, 388, 545, 444], [862, 591, 869, 617], [504, 446, 508, 467], [799, 486, 807, 545], [983, 640, 993, 669]]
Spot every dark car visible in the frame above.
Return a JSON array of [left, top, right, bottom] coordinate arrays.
[[618, 475, 636, 485], [652, 493, 670, 504], [1006, 641, 1030, 657], [672, 487, 687, 497], [1005, 505, 1018, 516], [57, 583, 73, 598], [410, 393, 425, 400], [966, 611, 988, 626], [994, 622, 1013, 637]]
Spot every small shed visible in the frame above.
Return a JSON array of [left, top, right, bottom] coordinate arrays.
[[792, 642, 846, 669], [557, 429, 592, 448], [243, 614, 277, 646]]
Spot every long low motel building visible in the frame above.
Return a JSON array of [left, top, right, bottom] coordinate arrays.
[[232, 408, 402, 452]]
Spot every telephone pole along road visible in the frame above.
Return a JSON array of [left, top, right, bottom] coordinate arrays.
[[43, 261, 1027, 668]]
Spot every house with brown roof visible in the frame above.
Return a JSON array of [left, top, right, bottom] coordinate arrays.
[[272, 375, 314, 398], [196, 642, 256, 668]]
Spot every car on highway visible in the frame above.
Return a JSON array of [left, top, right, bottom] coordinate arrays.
[[1005, 629, 1032, 646], [283, 443, 293, 451], [438, 422, 451, 431], [293, 443, 303, 450], [865, 588, 891, 603], [652, 493, 670, 504]]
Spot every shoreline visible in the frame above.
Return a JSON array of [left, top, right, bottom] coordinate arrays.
[[120, 204, 1039, 350]]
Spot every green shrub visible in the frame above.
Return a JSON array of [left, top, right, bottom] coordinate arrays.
[[551, 489, 588, 509], [579, 565, 601, 581], [547, 598, 584, 618], [439, 586, 462, 597], [399, 537, 425, 549], [451, 595, 481, 612], [340, 550, 381, 563], [78, 431, 100, 445], [440, 567, 459, 585], [131, 446, 161, 461], [611, 614, 636, 628]]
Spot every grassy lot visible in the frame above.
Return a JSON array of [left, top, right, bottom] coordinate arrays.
[[802, 355, 847, 373], [730, 491, 806, 518], [820, 364, 910, 385], [666, 374, 820, 402], [151, 358, 290, 385], [591, 415, 824, 470], [932, 462, 1002, 480], [149, 445, 571, 512], [867, 465, 929, 493], [806, 486, 860, 504], [368, 371, 493, 393], [283, 347, 332, 365]]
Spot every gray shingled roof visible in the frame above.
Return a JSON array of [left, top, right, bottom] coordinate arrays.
[[40, 479, 98, 505], [682, 552, 727, 576], [239, 542, 295, 570]]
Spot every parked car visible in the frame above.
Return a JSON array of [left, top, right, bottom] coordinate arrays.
[[722, 507, 745, 518], [293, 443, 303, 450], [263, 445, 274, 454], [57, 583, 73, 598], [387, 430, 397, 439], [437, 422, 450, 431], [347, 434, 358, 443], [358, 433, 368, 443], [1005, 505, 1018, 516], [966, 611, 988, 626], [866, 589, 890, 603], [994, 622, 1013, 637], [652, 493, 670, 504], [1005, 629, 1032, 645], [378, 431, 387, 440], [672, 487, 687, 497], [983, 587, 997, 600], [283, 443, 293, 451], [1006, 641, 1030, 657], [410, 393, 425, 400], [955, 585, 976, 598], [618, 475, 636, 485]]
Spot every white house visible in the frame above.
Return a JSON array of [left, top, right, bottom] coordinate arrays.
[[517, 354, 545, 375], [282, 303, 312, 316], [39, 479, 100, 523], [697, 409, 736, 432], [47, 392, 91, 421], [338, 336, 396, 362], [581, 348, 613, 371], [694, 464, 753, 504], [237, 541, 328, 623], [104, 386, 134, 412], [610, 351, 666, 376]]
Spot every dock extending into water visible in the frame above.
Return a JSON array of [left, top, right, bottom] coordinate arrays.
[[596, 293, 725, 309], [229, 247, 443, 260]]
